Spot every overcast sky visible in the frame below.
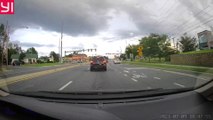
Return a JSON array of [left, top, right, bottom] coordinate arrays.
[[0, 0, 213, 57]]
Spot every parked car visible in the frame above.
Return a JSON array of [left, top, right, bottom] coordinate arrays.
[[113, 59, 121, 64], [90, 56, 107, 71], [12, 60, 21, 66]]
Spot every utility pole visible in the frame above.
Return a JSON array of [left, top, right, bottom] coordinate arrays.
[[172, 37, 175, 48], [5, 21, 9, 67], [58, 38, 60, 63], [1, 36, 3, 69], [60, 22, 63, 63]]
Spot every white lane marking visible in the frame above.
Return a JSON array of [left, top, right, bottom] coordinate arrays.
[[124, 70, 129, 73], [59, 81, 73, 91], [132, 74, 141, 79], [131, 78, 138, 82], [132, 73, 147, 78], [124, 74, 128, 77], [141, 76, 147, 78], [163, 70, 208, 81], [174, 82, 185, 88], [125, 67, 161, 71], [153, 77, 161, 80], [147, 87, 152, 89], [141, 73, 147, 78]]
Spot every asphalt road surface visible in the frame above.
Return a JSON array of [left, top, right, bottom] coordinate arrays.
[[2, 61, 213, 92]]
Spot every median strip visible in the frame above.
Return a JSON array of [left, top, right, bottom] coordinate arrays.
[[0, 64, 81, 87]]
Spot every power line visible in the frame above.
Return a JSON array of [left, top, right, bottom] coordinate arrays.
[[152, 0, 176, 26], [172, 6, 213, 35], [170, 5, 211, 33], [155, 0, 178, 25], [176, 17, 213, 36], [175, 10, 213, 36], [158, 0, 169, 13]]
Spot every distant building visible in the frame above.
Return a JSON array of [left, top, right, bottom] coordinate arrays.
[[11, 54, 20, 64], [64, 54, 88, 63], [197, 30, 213, 50], [71, 54, 87, 62], [23, 54, 38, 64], [48, 55, 54, 62], [39, 56, 49, 63]]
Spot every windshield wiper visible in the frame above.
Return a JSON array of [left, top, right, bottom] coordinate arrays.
[[11, 88, 193, 100], [38, 88, 164, 95]]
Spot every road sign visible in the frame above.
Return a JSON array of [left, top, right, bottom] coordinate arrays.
[[137, 46, 143, 57]]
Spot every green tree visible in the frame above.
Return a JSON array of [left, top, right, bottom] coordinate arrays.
[[39, 56, 49, 63], [139, 33, 177, 62], [0, 24, 8, 68], [19, 52, 26, 61], [139, 34, 160, 62], [125, 45, 139, 60], [125, 45, 131, 59], [179, 34, 197, 52], [8, 43, 23, 63], [157, 34, 178, 61], [8, 48, 18, 63], [26, 47, 38, 54], [120, 54, 126, 60], [50, 51, 59, 62]]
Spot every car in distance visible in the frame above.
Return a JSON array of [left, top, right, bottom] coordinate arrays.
[[12, 60, 21, 66], [113, 59, 121, 64], [90, 56, 107, 71]]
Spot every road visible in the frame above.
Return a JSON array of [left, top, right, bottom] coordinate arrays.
[[1, 61, 213, 92]]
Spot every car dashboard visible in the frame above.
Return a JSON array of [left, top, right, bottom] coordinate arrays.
[[0, 89, 212, 120]]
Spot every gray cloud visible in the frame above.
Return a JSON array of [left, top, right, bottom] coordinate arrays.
[[11, 40, 56, 48], [70, 43, 85, 50], [19, 42, 55, 48], [0, 0, 114, 36], [0, 0, 211, 39], [178, 0, 213, 30]]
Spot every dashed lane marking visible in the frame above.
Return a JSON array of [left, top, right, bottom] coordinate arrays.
[[124, 70, 129, 73], [153, 77, 161, 80], [131, 78, 138, 82], [174, 82, 185, 88], [59, 81, 73, 91]]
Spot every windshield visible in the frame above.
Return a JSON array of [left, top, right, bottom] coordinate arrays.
[[0, 0, 213, 97]]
